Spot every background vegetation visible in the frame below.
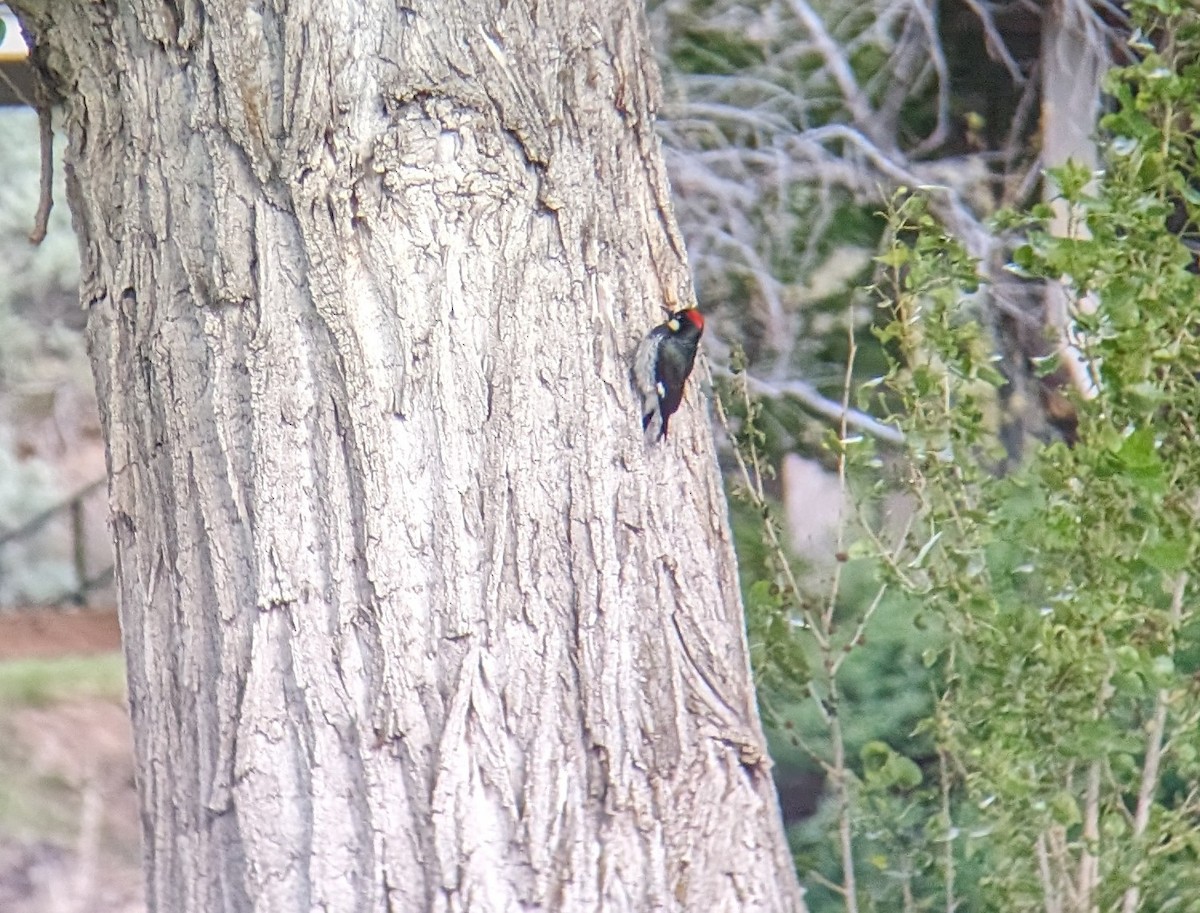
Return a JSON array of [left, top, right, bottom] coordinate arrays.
[[677, 1, 1200, 910]]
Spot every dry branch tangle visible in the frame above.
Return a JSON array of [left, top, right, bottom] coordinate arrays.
[[11, 1, 806, 912], [653, 0, 1125, 385]]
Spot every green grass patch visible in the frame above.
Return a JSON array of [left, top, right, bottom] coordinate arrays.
[[0, 653, 126, 709]]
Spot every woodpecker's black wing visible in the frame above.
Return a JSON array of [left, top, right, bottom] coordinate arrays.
[[653, 336, 700, 439]]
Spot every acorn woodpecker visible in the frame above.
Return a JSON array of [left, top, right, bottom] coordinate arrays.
[[634, 307, 705, 441]]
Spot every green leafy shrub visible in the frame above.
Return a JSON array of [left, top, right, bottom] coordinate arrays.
[[845, 6, 1200, 908], [730, 4, 1200, 909]]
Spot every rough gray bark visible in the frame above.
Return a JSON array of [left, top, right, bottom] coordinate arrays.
[[12, 2, 807, 911]]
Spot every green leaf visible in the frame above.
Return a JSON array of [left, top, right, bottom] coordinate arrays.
[[1050, 792, 1082, 827], [883, 754, 923, 789], [1050, 159, 1095, 199], [1142, 537, 1189, 572], [1150, 654, 1175, 685], [862, 741, 923, 789], [907, 530, 943, 569], [1010, 244, 1036, 272], [876, 246, 910, 269], [1030, 353, 1061, 378], [861, 740, 891, 776], [1112, 428, 1164, 491], [1176, 618, 1200, 676]]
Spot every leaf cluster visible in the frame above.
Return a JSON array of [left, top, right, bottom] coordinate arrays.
[[851, 6, 1200, 908]]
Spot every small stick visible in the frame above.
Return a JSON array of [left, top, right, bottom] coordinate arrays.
[[28, 99, 53, 245]]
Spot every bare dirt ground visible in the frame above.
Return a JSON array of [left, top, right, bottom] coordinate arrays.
[[0, 609, 143, 913], [0, 609, 122, 660]]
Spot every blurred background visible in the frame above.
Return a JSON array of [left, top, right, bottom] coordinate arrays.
[[0, 7, 138, 913], [0, 0, 1124, 910], [0, 12, 140, 913]]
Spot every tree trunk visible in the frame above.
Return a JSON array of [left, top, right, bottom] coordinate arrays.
[[12, 2, 806, 911]]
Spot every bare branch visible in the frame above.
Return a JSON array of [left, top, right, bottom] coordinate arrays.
[[711, 363, 905, 444], [29, 102, 54, 246], [0, 63, 54, 245], [651, 0, 1124, 442], [903, 0, 952, 157], [784, 0, 882, 142], [1121, 573, 1189, 913], [1035, 832, 1064, 913], [959, 0, 1027, 84]]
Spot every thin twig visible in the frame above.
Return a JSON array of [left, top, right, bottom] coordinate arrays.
[[1036, 832, 1063, 913], [29, 96, 54, 245], [784, 0, 881, 143], [0, 60, 54, 245], [959, 0, 1027, 84], [0, 57, 33, 106], [1077, 760, 1102, 906], [831, 581, 889, 677], [1076, 666, 1114, 909], [1047, 825, 1081, 911], [806, 867, 849, 896], [937, 743, 957, 913], [906, 0, 951, 157], [825, 294, 861, 913], [1121, 573, 1188, 913], [902, 869, 917, 913], [706, 359, 830, 651]]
